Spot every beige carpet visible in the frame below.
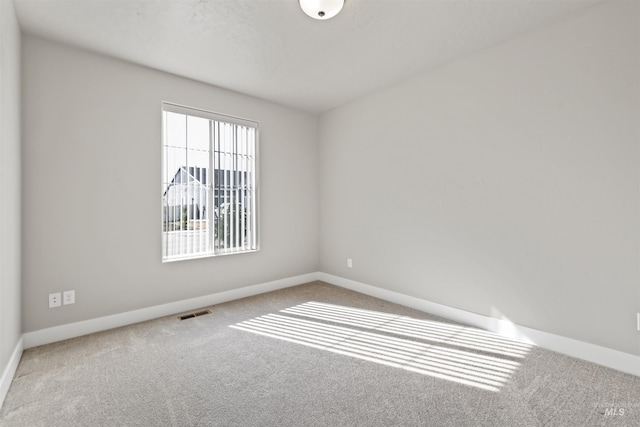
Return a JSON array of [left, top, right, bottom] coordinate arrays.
[[1, 281, 638, 426]]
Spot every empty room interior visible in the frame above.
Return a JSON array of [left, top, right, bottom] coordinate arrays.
[[1, 0, 639, 425]]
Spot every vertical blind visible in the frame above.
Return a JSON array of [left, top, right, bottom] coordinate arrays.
[[162, 102, 259, 262]]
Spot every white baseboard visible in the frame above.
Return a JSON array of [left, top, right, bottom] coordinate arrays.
[[16, 271, 640, 380], [23, 272, 319, 349], [0, 336, 23, 411], [318, 272, 640, 377]]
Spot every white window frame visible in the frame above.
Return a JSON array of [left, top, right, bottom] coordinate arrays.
[[161, 102, 260, 262]]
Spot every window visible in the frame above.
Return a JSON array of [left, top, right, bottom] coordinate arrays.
[[162, 102, 259, 261]]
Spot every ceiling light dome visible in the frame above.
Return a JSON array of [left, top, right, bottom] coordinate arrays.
[[299, 0, 344, 20]]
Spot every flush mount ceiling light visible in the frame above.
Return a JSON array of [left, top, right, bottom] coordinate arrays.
[[299, 0, 344, 20]]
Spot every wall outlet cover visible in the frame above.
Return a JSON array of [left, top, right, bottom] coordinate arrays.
[[63, 290, 75, 305], [49, 293, 61, 308]]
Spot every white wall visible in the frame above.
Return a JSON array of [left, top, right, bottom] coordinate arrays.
[[0, 0, 22, 384], [21, 36, 319, 332], [319, 0, 639, 355]]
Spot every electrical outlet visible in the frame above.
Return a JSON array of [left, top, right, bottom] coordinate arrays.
[[63, 290, 75, 305], [637, 313, 640, 331], [49, 293, 61, 308], [347, 258, 353, 268]]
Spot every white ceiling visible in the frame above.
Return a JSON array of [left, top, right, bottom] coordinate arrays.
[[13, 0, 602, 113]]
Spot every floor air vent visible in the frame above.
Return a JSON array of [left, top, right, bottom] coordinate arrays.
[[178, 309, 211, 320]]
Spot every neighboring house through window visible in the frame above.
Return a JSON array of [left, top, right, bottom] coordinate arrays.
[[162, 102, 259, 261]]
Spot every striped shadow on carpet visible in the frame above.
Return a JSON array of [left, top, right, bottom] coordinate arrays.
[[231, 301, 532, 392]]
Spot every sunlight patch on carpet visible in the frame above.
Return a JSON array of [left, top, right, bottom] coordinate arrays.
[[281, 301, 532, 358], [230, 303, 532, 392]]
